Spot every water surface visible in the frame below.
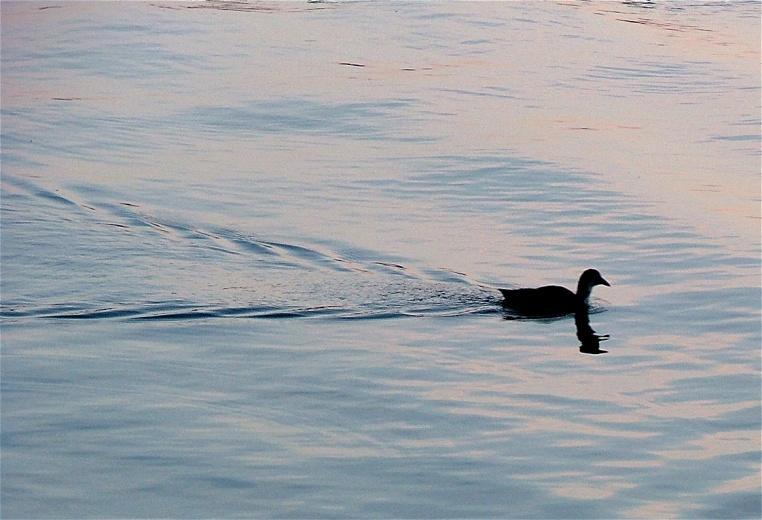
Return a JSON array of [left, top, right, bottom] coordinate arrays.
[[1, 1, 760, 518]]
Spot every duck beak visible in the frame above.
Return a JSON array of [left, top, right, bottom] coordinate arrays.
[[600, 277, 611, 287]]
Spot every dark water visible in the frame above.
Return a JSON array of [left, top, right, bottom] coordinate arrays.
[[2, 1, 760, 518]]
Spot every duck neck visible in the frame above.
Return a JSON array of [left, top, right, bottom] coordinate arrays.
[[576, 280, 592, 302]]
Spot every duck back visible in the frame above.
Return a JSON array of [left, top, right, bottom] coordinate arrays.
[[499, 285, 579, 316]]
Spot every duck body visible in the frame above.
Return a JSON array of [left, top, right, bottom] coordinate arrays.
[[499, 269, 610, 317], [499, 285, 579, 317]]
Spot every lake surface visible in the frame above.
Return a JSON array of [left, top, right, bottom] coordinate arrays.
[[1, 1, 760, 518]]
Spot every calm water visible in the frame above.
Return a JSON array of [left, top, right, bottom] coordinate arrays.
[[1, 1, 760, 518]]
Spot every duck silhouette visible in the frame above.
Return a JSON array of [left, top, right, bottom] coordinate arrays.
[[499, 268, 610, 317]]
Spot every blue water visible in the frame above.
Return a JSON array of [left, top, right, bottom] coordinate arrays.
[[2, 1, 760, 518]]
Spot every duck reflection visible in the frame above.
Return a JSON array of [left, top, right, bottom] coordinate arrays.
[[575, 307, 609, 354], [501, 306, 611, 354]]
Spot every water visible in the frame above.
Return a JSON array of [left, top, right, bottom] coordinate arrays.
[[1, 1, 760, 518]]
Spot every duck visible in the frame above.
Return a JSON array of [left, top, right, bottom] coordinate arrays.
[[499, 268, 610, 317]]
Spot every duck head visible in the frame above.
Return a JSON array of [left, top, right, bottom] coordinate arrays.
[[576, 268, 610, 300]]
